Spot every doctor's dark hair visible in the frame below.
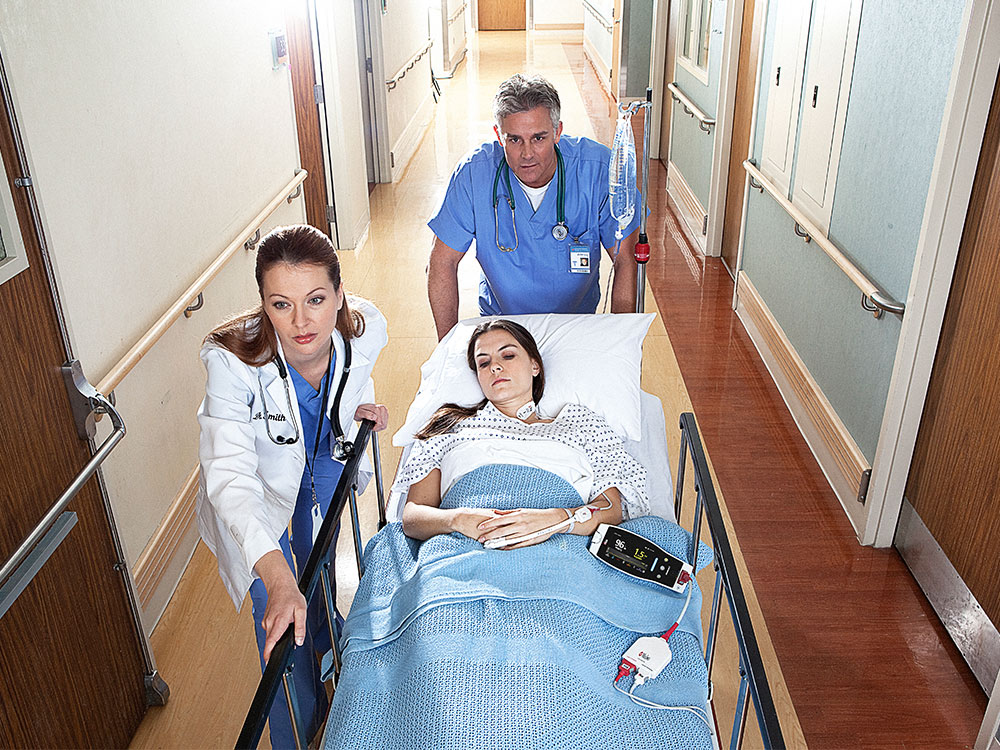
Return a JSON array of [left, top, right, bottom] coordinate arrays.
[[204, 224, 364, 367], [493, 74, 561, 131], [415, 320, 546, 440]]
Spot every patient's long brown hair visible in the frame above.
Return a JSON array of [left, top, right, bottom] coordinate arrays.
[[204, 225, 364, 367], [415, 319, 545, 439]]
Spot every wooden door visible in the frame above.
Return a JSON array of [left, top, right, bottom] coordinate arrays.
[[285, 0, 331, 235], [478, 0, 525, 30], [904, 71, 1000, 632], [0, 63, 148, 747], [609, 0, 624, 102], [720, 0, 760, 274]]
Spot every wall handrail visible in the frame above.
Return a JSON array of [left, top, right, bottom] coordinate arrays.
[[385, 40, 433, 91], [667, 82, 716, 133], [448, 2, 467, 24], [743, 160, 905, 318], [582, 0, 614, 33], [95, 169, 307, 395]]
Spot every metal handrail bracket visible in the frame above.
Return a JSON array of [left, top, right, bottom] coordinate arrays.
[[667, 82, 716, 133], [742, 160, 905, 319]]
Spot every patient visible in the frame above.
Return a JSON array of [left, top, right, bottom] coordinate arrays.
[[398, 319, 648, 547]]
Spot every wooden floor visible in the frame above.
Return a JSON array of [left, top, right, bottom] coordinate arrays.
[[130, 29, 985, 750]]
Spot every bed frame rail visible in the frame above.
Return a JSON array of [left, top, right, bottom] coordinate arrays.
[[674, 412, 785, 749], [236, 420, 379, 750]]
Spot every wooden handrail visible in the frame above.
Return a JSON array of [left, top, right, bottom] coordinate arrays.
[[96, 169, 307, 395], [742, 160, 905, 317], [385, 41, 433, 91], [667, 82, 715, 133]]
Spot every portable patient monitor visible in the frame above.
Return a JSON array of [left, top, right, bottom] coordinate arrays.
[[589, 524, 693, 593]]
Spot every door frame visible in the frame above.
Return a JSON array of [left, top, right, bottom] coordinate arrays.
[[703, 0, 745, 258], [866, 0, 1000, 546], [648, 0, 672, 161]]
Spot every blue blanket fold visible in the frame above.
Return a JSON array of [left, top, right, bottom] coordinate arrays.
[[321, 464, 715, 750]]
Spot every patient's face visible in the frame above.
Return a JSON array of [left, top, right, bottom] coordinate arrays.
[[473, 329, 540, 410]]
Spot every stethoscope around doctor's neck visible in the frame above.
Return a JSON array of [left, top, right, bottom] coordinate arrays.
[[493, 144, 572, 252], [256, 338, 355, 460]]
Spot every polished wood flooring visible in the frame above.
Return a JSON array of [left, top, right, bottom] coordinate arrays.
[[641, 167, 987, 746]]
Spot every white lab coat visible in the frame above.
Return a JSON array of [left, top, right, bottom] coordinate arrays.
[[196, 296, 387, 609]]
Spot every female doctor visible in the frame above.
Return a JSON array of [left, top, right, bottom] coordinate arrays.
[[196, 224, 387, 747]]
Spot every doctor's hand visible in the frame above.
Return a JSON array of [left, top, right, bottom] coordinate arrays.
[[354, 403, 389, 432], [254, 551, 307, 662], [476, 507, 568, 549]]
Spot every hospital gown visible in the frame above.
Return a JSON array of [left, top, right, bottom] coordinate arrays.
[[394, 401, 649, 519]]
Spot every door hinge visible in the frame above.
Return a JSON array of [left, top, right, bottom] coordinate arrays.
[[857, 468, 872, 505], [390, 152, 395, 168], [366, 57, 373, 73], [14, 175, 32, 188], [325, 205, 337, 224], [702, 214, 708, 235], [313, 84, 325, 104]]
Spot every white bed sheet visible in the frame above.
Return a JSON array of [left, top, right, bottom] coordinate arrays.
[[386, 390, 675, 522]]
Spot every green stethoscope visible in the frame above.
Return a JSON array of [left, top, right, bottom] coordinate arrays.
[[492, 144, 570, 252]]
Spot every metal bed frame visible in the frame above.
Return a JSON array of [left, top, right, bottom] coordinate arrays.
[[236, 412, 785, 749]]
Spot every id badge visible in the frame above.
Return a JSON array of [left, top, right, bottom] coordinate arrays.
[[311, 503, 323, 544], [569, 244, 591, 274]]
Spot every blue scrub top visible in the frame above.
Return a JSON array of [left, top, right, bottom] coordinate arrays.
[[428, 135, 642, 316], [288, 360, 345, 518]]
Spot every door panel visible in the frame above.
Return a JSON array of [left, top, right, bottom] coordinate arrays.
[[720, 0, 760, 274], [285, 0, 331, 234], [904, 71, 1000, 630], [478, 0, 525, 30], [759, 0, 809, 193], [0, 63, 147, 747]]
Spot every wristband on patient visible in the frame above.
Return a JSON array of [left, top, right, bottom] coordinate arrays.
[[484, 493, 613, 549]]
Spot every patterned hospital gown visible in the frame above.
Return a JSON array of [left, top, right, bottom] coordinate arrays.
[[394, 401, 649, 519]]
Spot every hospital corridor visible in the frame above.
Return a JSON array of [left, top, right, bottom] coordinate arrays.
[[1, 2, 999, 749]]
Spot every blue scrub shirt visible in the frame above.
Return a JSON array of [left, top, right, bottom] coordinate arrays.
[[428, 135, 642, 316]]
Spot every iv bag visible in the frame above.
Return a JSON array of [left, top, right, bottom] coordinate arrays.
[[609, 110, 637, 240]]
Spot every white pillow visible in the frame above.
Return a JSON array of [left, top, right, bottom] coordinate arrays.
[[392, 313, 655, 446]]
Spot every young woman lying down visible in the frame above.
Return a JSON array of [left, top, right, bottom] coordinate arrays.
[[320, 319, 713, 749], [397, 318, 650, 544]]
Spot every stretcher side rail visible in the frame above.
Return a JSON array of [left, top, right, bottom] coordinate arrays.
[[675, 412, 785, 749], [236, 419, 376, 750]]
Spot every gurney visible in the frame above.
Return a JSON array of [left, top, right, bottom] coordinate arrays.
[[236, 314, 786, 750]]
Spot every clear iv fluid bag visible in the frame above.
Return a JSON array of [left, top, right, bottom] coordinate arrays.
[[609, 111, 637, 240]]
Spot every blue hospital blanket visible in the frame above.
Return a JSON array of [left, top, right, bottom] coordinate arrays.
[[322, 464, 715, 749]]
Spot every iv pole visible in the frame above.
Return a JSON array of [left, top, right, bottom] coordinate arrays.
[[617, 87, 654, 313]]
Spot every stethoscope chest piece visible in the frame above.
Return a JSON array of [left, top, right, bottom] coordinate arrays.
[[552, 223, 568, 241], [332, 437, 354, 460]]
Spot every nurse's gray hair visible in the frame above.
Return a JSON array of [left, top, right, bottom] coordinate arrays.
[[493, 74, 561, 131]]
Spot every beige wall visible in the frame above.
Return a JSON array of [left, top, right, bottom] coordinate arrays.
[[0, 0, 305, 600], [380, 0, 437, 179]]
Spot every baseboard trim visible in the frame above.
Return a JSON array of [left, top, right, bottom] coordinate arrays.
[[667, 162, 707, 254], [735, 272, 870, 522], [133, 466, 200, 633], [582, 35, 612, 98]]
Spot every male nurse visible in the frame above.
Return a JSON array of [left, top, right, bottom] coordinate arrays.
[[427, 73, 641, 339]]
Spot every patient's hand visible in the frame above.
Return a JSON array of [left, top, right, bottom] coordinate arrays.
[[476, 508, 567, 549], [450, 508, 502, 542]]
